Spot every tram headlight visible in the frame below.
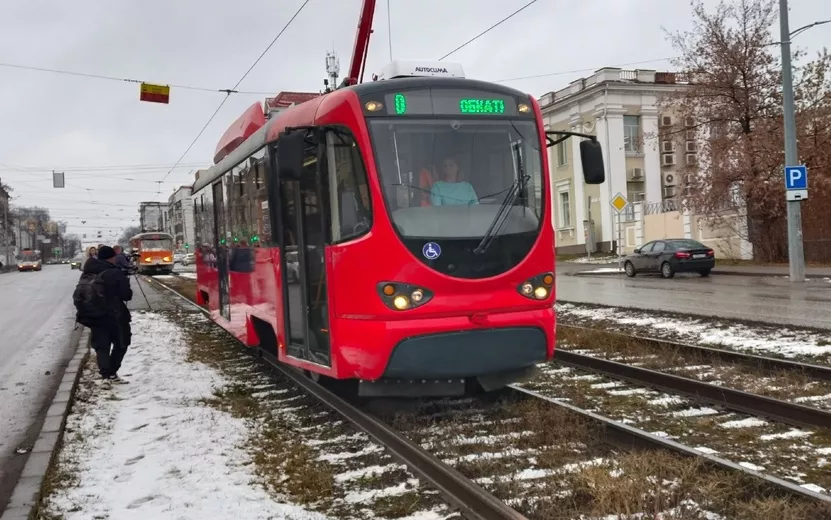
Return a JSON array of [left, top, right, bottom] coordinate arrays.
[[377, 282, 433, 311], [517, 272, 554, 301], [163, 256, 171, 262], [144, 257, 152, 262]]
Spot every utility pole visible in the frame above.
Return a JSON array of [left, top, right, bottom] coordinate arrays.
[[779, 0, 805, 282], [1, 181, 9, 269]]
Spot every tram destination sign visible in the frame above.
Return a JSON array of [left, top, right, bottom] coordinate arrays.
[[370, 89, 522, 117]]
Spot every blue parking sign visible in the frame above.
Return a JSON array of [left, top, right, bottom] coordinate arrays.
[[785, 165, 808, 190]]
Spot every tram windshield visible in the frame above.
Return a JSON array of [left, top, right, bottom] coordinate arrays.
[[140, 238, 173, 251], [369, 119, 543, 240]]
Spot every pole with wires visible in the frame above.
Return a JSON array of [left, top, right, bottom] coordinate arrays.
[[779, 0, 805, 282]]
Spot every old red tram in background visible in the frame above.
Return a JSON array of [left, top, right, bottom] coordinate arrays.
[[191, 59, 605, 396]]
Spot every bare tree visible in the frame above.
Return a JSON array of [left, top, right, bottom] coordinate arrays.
[[119, 225, 142, 247], [664, 0, 831, 261]]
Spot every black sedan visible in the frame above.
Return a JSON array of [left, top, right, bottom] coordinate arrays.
[[624, 238, 715, 279]]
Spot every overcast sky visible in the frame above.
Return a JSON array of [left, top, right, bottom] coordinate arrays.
[[1, 0, 828, 243]]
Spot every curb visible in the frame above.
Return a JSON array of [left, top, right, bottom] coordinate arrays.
[[567, 269, 829, 279], [0, 328, 90, 520]]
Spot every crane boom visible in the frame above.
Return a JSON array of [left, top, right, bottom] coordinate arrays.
[[344, 0, 377, 86]]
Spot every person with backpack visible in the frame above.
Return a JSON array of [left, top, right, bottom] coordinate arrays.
[[74, 245, 133, 383]]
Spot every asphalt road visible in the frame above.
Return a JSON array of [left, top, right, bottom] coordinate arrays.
[[0, 265, 80, 511], [556, 271, 831, 329]]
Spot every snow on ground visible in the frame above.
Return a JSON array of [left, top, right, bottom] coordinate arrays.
[[178, 272, 197, 279], [42, 312, 327, 520], [562, 255, 620, 264], [577, 267, 623, 274], [556, 302, 831, 360]]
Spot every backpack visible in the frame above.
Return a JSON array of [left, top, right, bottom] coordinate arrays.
[[73, 272, 110, 326]]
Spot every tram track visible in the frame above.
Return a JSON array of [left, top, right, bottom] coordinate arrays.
[[148, 274, 831, 518]]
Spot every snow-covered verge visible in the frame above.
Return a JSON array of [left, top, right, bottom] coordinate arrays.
[[560, 255, 620, 264], [40, 310, 453, 520], [556, 302, 831, 363], [41, 312, 326, 520]]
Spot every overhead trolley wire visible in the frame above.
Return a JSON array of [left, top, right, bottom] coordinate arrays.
[[157, 0, 312, 190], [0, 62, 275, 96], [438, 0, 539, 61]]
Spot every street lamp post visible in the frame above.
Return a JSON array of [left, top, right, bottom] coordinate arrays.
[[779, 0, 805, 282]]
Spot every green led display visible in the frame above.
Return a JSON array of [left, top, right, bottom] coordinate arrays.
[[459, 98, 505, 114], [394, 93, 407, 115]]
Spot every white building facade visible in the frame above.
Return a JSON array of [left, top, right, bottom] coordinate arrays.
[[167, 186, 195, 252], [539, 68, 690, 254]]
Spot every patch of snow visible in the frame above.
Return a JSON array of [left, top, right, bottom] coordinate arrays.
[[648, 396, 686, 407], [556, 303, 831, 359], [759, 429, 813, 441], [578, 267, 623, 274], [801, 483, 827, 493], [793, 393, 831, 403], [738, 461, 766, 471], [335, 464, 406, 483], [42, 312, 327, 520], [651, 431, 672, 438], [671, 407, 719, 417], [318, 445, 384, 463], [590, 382, 623, 389], [608, 388, 650, 396], [153, 275, 177, 280], [565, 256, 620, 264], [343, 479, 419, 504], [816, 447, 831, 455], [693, 446, 719, 455], [178, 272, 197, 279], [720, 417, 767, 429]]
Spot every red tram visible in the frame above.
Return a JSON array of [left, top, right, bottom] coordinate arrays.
[[192, 61, 604, 396]]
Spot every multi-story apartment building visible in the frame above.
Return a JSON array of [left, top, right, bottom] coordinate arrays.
[[166, 186, 195, 251], [539, 68, 694, 254]]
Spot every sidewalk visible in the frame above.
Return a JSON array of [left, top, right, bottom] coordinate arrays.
[[558, 259, 831, 278]]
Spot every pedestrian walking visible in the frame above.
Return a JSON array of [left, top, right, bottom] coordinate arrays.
[[112, 245, 130, 274], [73, 245, 133, 384]]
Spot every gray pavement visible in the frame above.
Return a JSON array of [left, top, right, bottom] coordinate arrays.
[[0, 265, 80, 511], [556, 270, 831, 329]]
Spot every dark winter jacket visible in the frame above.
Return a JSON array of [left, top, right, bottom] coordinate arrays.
[[81, 258, 133, 326], [114, 252, 130, 272]]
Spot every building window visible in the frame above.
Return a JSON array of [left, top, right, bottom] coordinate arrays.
[[556, 140, 567, 167], [558, 189, 571, 229], [624, 115, 640, 153]]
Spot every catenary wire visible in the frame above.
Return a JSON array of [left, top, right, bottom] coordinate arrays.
[[438, 0, 539, 61], [157, 0, 312, 189]]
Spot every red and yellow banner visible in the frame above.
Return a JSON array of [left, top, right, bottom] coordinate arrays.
[[139, 82, 170, 104]]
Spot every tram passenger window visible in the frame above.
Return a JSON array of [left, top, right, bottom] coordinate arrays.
[[325, 130, 372, 243]]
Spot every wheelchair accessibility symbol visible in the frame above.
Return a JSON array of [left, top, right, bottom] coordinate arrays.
[[422, 242, 441, 260]]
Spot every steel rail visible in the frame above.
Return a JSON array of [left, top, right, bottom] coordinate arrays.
[[554, 349, 831, 429], [558, 323, 831, 381], [145, 276, 527, 520], [508, 385, 831, 504]]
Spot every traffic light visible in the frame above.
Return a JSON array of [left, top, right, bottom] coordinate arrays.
[[184, 243, 189, 250]]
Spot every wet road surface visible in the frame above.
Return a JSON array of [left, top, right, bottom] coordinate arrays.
[[0, 265, 80, 509], [556, 272, 831, 329]]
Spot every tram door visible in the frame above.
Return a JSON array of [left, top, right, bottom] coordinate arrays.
[[213, 181, 231, 321], [278, 138, 331, 366]]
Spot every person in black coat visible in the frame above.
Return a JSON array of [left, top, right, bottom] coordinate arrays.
[[81, 246, 133, 383]]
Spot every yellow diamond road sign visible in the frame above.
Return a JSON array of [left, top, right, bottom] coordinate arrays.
[[611, 192, 629, 213]]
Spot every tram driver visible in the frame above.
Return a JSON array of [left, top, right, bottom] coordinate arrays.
[[429, 156, 479, 207]]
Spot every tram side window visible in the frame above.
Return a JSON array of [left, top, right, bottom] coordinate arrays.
[[325, 130, 372, 243]]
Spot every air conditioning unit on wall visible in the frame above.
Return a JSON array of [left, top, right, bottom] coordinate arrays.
[[662, 154, 676, 166], [629, 167, 644, 180], [663, 186, 678, 198], [661, 115, 673, 127], [685, 141, 698, 153], [686, 153, 698, 166], [663, 172, 677, 186], [661, 141, 675, 153]]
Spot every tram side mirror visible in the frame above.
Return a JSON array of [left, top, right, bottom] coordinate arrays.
[[277, 130, 306, 181], [580, 139, 605, 184]]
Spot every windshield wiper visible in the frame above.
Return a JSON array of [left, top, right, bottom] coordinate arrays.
[[473, 173, 530, 255]]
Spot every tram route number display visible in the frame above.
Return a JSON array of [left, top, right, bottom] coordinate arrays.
[[376, 90, 520, 117]]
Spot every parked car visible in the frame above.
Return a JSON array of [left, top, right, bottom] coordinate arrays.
[[624, 238, 715, 279], [181, 253, 196, 266], [173, 252, 185, 264]]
